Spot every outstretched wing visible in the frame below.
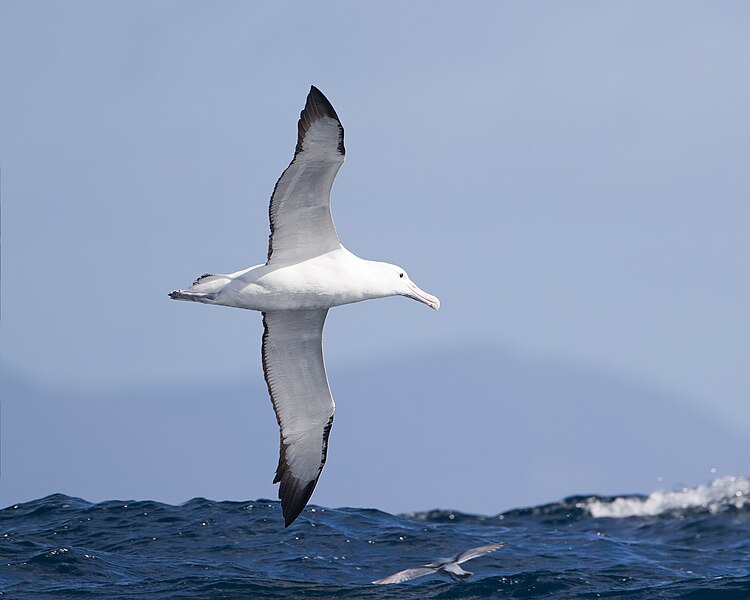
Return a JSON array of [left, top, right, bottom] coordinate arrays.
[[454, 542, 505, 564], [372, 567, 437, 585], [261, 309, 334, 527], [266, 86, 345, 264]]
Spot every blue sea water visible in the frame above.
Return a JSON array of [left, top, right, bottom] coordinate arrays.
[[2, 476, 749, 599]]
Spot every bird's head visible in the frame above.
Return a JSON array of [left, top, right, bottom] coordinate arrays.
[[375, 262, 440, 310]]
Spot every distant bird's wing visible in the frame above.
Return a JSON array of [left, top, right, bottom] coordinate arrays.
[[372, 567, 437, 585], [454, 542, 505, 564], [262, 309, 334, 527], [266, 86, 345, 264]]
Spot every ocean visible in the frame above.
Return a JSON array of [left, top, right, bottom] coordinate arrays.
[[2, 476, 748, 599]]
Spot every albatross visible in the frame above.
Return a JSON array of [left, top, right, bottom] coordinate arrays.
[[169, 86, 439, 527]]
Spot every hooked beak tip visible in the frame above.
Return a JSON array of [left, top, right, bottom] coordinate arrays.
[[408, 282, 440, 311]]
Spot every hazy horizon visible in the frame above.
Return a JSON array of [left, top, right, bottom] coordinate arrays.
[[3, 341, 746, 514]]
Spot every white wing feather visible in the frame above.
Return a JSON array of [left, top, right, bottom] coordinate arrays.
[[372, 567, 437, 585], [266, 86, 345, 264], [262, 309, 334, 527], [454, 542, 505, 564]]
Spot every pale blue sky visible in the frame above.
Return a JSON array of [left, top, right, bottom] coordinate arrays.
[[1, 2, 748, 511]]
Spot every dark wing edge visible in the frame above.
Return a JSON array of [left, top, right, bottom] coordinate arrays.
[[272, 412, 334, 527], [261, 310, 334, 527], [297, 85, 345, 156], [266, 86, 345, 262]]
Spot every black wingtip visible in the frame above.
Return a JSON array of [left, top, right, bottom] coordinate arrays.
[[278, 475, 317, 527], [308, 85, 340, 120], [296, 85, 345, 156], [273, 440, 317, 527]]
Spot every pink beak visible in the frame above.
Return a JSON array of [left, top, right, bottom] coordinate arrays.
[[406, 281, 440, 310]]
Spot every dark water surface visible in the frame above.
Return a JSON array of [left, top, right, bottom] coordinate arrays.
[[2, 477, 749, 599]]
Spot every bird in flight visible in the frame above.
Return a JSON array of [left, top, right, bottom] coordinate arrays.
[[169, 86, 439, 527], [372, 542, 505, 584]]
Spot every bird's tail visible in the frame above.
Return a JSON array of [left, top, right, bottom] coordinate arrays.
[[169, 272, 231, 303], [168, 290, 217, 303], [442, 563, 473, 581]]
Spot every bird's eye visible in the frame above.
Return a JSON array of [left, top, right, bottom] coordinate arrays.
[[399, 273, 404, 278]]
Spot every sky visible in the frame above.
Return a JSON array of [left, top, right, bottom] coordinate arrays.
[[1, 2, 748, 512]]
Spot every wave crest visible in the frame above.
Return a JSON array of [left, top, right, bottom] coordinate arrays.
[[586, 475, 750, 518]]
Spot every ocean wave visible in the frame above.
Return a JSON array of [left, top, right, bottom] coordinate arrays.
[[585, 475, 750, 518], [3, 481, 750, 598]]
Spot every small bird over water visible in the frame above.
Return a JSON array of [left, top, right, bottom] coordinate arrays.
[[169, 86, 439, 527], [372, 542, 505, 584]]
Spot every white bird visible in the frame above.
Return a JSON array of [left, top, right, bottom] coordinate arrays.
[[372, 542, 505, 584], [169, 86, 439, 527]]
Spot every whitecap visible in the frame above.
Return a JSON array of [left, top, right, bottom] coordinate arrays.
[[586, 475, 750, 518]]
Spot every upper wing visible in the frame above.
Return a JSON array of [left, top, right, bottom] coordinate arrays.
[[372, 567, 436, 585], [454, 542, 505, 564], [261, 309, 334, 527], [266, 86, 345, 265]]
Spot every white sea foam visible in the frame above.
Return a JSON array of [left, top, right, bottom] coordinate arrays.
[[585, 475, 750, 518]]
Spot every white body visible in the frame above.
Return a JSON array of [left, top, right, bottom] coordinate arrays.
[[196, 248, 418, 312]]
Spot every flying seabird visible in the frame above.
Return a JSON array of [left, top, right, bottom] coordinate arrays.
[[169, 86, 439, 527], [372, 542, 505, 584]]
